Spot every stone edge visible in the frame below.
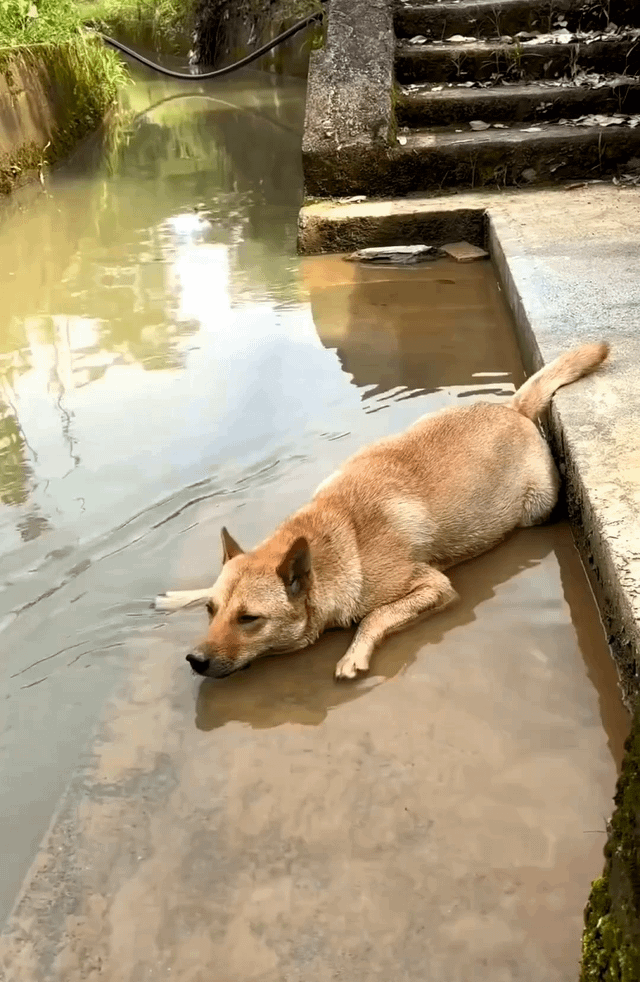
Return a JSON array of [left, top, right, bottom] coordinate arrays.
[[488, 216, 640, 708], [302, 0, 395, 198]]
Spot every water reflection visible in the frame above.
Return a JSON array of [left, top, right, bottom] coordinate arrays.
[[0, 68, 307, 554], [303, 257, 525, 398]]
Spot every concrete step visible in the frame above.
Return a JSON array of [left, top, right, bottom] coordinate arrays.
[[395, 0, 613, 41], [389, 123, 640, 192], [397, 78, 640, 127], [395, 38, 640, 84]]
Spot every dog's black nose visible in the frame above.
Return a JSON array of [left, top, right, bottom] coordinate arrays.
[[186, 652, 210, 675]]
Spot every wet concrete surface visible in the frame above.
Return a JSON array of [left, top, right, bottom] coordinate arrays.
[[0, 67, 629, 980]]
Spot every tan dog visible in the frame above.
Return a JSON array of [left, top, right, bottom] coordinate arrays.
[[156, 343, 608, 680]]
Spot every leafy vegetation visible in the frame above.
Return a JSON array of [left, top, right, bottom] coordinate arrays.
[[0, 0, 85, 45], [0, 1, 128, 195], [80, 0, 197, 49]]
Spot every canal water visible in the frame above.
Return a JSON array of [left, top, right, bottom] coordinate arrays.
[[0, 60, 628, 981]]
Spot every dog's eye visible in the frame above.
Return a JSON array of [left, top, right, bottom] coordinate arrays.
[[238, 613, 260, 625]]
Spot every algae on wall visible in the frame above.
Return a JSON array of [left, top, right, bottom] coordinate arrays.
[[0, 35, 126, 194], [581, 706, 640, 982], [193, 0, 321, 74], [0, 0, 127, 194]]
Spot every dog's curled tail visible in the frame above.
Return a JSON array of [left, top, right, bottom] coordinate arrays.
[[509, 342, 609, 421]]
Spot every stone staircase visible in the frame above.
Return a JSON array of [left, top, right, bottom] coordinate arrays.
[[393, 0, 640, 190]]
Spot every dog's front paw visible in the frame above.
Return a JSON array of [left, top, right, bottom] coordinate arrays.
[[335, 650, 369, 680]]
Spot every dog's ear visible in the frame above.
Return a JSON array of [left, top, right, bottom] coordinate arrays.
[[277, 537, 311, 598], [221, 527, 244, 564]]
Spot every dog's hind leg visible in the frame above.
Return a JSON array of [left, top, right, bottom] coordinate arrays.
[[518, 445, 560, 528], [154, 589, 212, 612], [335, 567, 458, 679]]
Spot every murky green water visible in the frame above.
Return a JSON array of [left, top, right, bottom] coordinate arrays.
[[0, 62, 628, 981], [0, 63, 308, 915]]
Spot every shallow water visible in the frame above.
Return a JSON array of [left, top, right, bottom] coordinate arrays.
[[0, 63, 628, 980]]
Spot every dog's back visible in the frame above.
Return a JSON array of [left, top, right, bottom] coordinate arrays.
[[315, 342, 609, 571], [314, 401, 549, 574]]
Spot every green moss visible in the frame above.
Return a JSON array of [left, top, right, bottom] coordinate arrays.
[[309, 19, 324, 50], [581, 709, 640, 981], [0, 141, 42, 194], [0, 37, 127, 196]]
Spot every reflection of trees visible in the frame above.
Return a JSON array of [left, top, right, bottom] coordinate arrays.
[[0, 324, 34, 509], [3, 86, 305, 380], [0, 400, 32, 507], [0, 390, 51, 540], [108, 100, 304, 299], [0, 76, 306, 525]]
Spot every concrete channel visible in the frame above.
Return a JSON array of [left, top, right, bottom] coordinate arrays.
[[299, 115, 640, 982], [300, 0, 640, 971], [0, 0, 638, 978]]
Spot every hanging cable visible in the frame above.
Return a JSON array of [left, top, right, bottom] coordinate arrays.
[[89, 2, 328, 81]]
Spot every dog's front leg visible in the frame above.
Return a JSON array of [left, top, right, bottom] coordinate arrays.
[[335, 568, 458, 679], [154, 588, 213, 612]]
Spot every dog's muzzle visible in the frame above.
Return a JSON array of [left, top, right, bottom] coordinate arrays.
[[186, 652, 243, 678], [186, 652, 210, 675]]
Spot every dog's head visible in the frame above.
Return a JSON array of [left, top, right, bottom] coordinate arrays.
[[186, 527, 313, 678]]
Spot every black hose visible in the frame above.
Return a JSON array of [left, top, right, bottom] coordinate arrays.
[[90, 3, 327, 81]]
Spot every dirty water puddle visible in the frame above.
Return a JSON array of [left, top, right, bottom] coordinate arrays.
[[0, 63, 628, 982]]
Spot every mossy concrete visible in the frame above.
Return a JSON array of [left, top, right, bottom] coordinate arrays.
[[302, 0, 395, 196], [0, 38, 124, 196], [581, 713, 640, 982]]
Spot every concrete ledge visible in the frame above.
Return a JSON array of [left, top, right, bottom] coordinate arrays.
[[488, 206, 640, 708], [299, 197, 487, 254]]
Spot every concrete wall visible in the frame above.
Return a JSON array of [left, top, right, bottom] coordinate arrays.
[[0, 41, 115, 195], [302, 0, 395, 196]]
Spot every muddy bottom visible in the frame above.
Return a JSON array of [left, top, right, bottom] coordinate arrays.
[[0, 63, 629, 982]]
